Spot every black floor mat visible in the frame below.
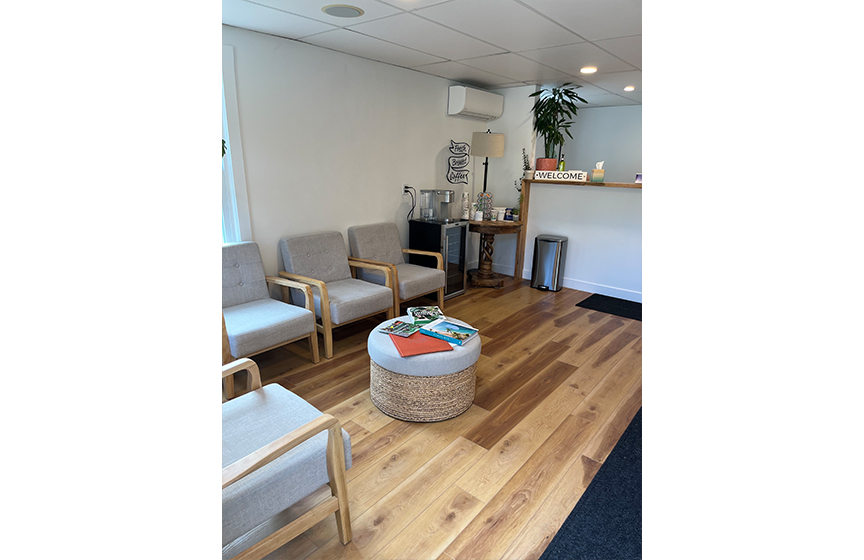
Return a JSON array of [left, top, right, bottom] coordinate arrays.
[[577, 294, 641, 321]]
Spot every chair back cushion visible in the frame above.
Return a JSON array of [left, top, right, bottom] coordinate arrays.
[[279, 231, 352, 283], [223, 242, 270, 308], [347, 222, 405, 265]]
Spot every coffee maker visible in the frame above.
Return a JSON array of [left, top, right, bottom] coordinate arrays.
[[418, 189, 457, 222]]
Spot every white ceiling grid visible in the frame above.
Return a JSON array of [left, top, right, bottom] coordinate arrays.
[[222, 0, 642, 107]]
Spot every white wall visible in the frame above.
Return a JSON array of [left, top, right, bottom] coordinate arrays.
[[524, 105, 642, 302], [565, 105, 642, 183], [222, 25, 487, 278]]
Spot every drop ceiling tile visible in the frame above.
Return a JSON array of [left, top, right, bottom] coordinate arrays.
[[519, 42, 637, 76], [222, 0, 337, 38], [348, 13, 505, 60], [580, 70, 641, 95], [376, 0, 453, 10], [595, 35, 641, 69], [412, 61, 516, 88], [493, 82, 534, 89], [252, 0, 400, 26], [416, 0, 582, 52], [303, 29, 446, 67], [459, 53, 572, 83], [525, 80, 608, 99], [519, 0, 641, 41], [577, 92, 639, 107]]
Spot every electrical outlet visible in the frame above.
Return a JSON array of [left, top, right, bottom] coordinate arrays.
[[402, 183, 411, 195]]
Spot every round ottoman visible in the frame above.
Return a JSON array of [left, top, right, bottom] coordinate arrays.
[[367, 316, 482, 422]]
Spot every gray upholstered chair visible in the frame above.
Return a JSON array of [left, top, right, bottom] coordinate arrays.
[[222, 358, 352, 559], [278, 231, 395, 359], [222, 242, 319, 398], [347, 222, 446, 316]]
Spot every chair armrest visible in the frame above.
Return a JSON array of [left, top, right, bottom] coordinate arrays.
[[266, 275, 315, 313], [278, 271, 326, 291], [222, 358, 262, 402], [347, 257, 394, 288], [347, 257, 397, 272], [265, 275, 312, 293], [402, 248, 444, 270], [222, 414, 341, 489]]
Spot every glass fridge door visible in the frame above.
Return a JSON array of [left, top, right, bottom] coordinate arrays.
[[443, 224, 466, 297]]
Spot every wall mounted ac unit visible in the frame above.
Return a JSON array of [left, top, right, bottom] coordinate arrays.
[[447, 85, 504, 121]]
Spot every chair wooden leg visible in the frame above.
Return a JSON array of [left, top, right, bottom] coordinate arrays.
[[309, 332, 320, 364], [323, 326, 334, 360], [326, 423, 352, 544], [437, 287, 445, 311]]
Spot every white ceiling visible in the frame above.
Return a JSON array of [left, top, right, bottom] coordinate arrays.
[[222, 0, 641, 107]]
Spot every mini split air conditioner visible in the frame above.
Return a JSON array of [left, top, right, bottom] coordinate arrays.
[[447, 85, 504, 121]]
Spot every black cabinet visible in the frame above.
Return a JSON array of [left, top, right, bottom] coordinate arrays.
[[408, 219, 468, 299]]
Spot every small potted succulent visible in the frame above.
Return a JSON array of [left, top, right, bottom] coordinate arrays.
[[522, 148, 533, 179], [512, 180, 523, 220]]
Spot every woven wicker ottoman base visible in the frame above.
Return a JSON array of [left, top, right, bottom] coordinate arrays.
[[370, 360, 476, 422], [367, 316, 482, 423]]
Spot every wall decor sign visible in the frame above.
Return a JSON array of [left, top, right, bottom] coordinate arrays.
[[447, 140, 470, 184], [533, 170, 589, 181]]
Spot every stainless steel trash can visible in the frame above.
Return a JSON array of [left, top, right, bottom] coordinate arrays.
[[531, 235, 568, 291]]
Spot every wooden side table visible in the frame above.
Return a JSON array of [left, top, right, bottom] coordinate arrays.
[[468, 220, 523, 288]]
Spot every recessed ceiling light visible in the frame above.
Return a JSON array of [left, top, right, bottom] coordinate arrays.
[[580, 66, 597, 74], [624, 86, 635, 92], [321, 4, 365, 18]]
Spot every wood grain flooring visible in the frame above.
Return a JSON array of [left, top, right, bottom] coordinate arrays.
[[223, 279, 642, 560]]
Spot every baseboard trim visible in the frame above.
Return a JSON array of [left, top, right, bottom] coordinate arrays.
[[475, 262, 642, 303], [521, 267, 642, 303]]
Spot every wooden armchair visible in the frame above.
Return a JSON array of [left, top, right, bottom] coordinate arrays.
[[347, 222, 446, 316], [222, 358, 352, 559], [222, 242, 320, 398], [278, 231, 396, 359]]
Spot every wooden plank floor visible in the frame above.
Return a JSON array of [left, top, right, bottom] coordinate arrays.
[[223, 279, 642, 560]]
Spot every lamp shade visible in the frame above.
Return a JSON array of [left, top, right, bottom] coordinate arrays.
[[469, 132, 505, 158]]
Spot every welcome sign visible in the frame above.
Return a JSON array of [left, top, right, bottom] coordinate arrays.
[[533, 170, 589, 181]]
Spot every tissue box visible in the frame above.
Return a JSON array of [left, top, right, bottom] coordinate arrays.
[[591, 169, 605, 183]]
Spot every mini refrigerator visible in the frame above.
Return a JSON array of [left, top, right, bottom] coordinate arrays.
[[408, 219, 468, 299]]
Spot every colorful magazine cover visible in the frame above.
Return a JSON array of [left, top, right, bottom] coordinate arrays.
[[419, 318, 478, 345], [378, 320, 421, 338], [407, 306, 444, 325]]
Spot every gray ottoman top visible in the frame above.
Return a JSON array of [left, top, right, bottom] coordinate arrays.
[[367, 316, 481, 377]]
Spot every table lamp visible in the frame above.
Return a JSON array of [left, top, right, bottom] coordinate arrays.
[[470, 130, 505, 193]]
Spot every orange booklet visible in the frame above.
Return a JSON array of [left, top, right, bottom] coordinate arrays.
[[389, 332, 453, 357]]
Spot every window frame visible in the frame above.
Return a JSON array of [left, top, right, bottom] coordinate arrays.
[[222, 45, 252, 242]]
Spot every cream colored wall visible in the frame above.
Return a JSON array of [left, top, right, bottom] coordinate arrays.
[[222, 25, 487, 278]]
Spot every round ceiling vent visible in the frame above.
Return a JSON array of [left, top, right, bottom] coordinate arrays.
[[321, 4, 365, 18]]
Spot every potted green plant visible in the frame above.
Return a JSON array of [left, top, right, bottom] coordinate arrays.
[[530, 83, 586, 170], [522, 148, 532, 179]]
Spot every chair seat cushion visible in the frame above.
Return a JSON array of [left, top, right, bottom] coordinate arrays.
[[315, 278, 393, 325], [222, 384, 352, 547], [360, 263, 444, 301], [223, 298, 315, 358]]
